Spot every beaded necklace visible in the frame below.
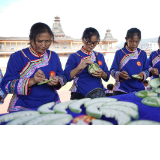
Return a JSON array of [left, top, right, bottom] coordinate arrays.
[[81, 46, 93, 55], [29, 45, 45, 58], [125, 45, 137, 53], [21, 48, 51, 62]]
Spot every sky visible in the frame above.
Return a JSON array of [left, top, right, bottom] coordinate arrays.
[[0, 0, 159, 44]]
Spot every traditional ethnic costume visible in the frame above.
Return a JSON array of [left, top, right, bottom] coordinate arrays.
[[110, 45, 149, 93], [64, 47, 110, 98], [0, 46, 67, 112], [148, 49, 160, 80], [0, 69, 7, 104]]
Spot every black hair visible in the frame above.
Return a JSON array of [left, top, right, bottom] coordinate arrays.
[[158, 36, 160, 44], [29, 22, 54, 43], [143, 80, 148, 84], [107, 84, 113, 90], [82, 27, 100, 41], [124, 28, 141, 47]]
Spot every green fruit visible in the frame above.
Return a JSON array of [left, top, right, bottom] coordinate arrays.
[[141, 96, 160, 107], [46, 115, 73, 125], [38, 79, 53, 85], [53, 100, 76, 114], [135, 90, 158, 98], [128, 120, 160, 125], [38, 102, 55, 114], [0, 111, 40, 124], [6, 114, 41, 125], [101, 108, 131, 125], [86, 104, 102, 118], [91, 119, 113, 125], [84, 97, 118, 107], [88, 63, 100, 74], [100, 105, 139, 119], [25, 114, 71, 125], [101, 101, 138, 111], [132, 74, 141, 79], [69, 98, 91, 113]]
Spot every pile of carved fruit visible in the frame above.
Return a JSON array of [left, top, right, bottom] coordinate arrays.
[[1, 97, 159, 125]]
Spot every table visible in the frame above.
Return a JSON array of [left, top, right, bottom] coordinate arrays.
[[1, 93, 160, 125]]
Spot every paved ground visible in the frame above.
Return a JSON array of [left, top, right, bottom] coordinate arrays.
[[0, 91, 71, 114]]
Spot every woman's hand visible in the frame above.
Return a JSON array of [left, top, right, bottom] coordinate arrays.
[[150, 68, 159, 75], [70, 58, 93, 79], [47, 75, 59, 87], [29, 69, 47, 87], [92, 69, 107, 79], [0, 95, 2, 101], [137, 72, 144, 80], [78, 59, 93, 70], [119, 71, 130, 80]]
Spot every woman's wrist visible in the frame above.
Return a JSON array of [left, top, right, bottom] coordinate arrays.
[[53, 82, 61, 88], [102, 71, 108, 80], [77, 65, 84, 71], [28, 78, 37, 88], [70, 66, 83, 79]]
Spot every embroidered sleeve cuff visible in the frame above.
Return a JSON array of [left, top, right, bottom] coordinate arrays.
[[111, 70, 121, 82], [17, 78, 30, 95], [140, 71, 149, 82], [53, 75, 67, 90], [0, 89, 7, 103], [58, 75, 67, 87]]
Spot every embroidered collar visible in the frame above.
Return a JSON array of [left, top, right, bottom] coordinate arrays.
[[81, 46, 93, 55], [29, 45, 46, 58], [125, 45, 137, 53]]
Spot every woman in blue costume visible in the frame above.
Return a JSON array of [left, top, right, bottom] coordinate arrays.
[[0, 22, 67, 112], [64, 27, 110, 99], [148, 36, 160, 79], [110, 28, 149, 95], [0, 68, 7, 104]]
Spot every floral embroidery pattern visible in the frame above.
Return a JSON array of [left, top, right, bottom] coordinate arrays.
[[17, 78, 30, 95], [20, 51, 48, 79], [81, 46, 93, 55], [119, 49, 139, 71], [141, 71, 149, 81], [8, 94, 18, 112], [58, 75, 67, 87], [111, 70, 121, 82], [69, 77, 79, 92], [5, 81, 11, 94], [113, 82, 127, 93], [29, 45, 45, 57], [11, 79, 17, 94], [152, 55, 160, 67]]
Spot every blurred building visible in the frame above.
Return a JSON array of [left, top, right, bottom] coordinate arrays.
[[0, 16, 118, 58]]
